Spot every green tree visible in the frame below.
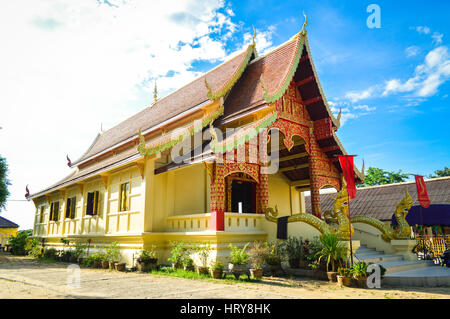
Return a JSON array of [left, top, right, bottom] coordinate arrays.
[[358, 167, 409, 187], [428, 167, 450, 178], [0, 155, 11, 211]]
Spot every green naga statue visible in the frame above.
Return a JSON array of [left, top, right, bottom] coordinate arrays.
[[350, 188, 413, 242], [265, 185, 354, 240]]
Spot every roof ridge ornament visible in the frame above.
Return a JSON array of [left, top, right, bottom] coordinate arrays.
[[204, 77, 213, 99], [336, 108, 342, 128], [153, 80, 158, 103], [252, 25, 257, 47], [301, 12, 307, 36]]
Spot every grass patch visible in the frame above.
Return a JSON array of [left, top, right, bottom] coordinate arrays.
[[150, 267, 261, 284]]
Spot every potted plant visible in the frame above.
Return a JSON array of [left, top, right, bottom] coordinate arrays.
[[265, 241, 283, 276], [196, 242, 212, 276], [106, 241, 120, 269], [210, 261, 224, 279], [100, 253, 109, 269], [337, 267, 353, 287], [228, 243, 249, 279], [136, 246, 158, 272], [282, 236, 303, 269], [73, 242, 86, 264], [248, 241, 268, 279], [90, 252, 102, 268], [115, 260, 126, 271], [182, 255, 195, 271], [352, 261, 369, 288], [315, 233, 346, 283], [168, 241, 186, 269]]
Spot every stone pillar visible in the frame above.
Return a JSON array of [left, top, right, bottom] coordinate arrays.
[[210, 164, 225, 231], [308, 124, 321, 218]]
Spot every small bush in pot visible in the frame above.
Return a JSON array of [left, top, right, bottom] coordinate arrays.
[[352, 262, 369, 288], [337, 267, 353, 287], [248, 241, 268, 280], [100, 253, 110, 269], [168, 241, 187, 269], [282, 236, 303, 269], [136, 246, 158, 272], [210, 261, 224, 279], [228, 243, 249, 279], [315, 233, 347, 282], [73, 242, 86, 264], [195, 242, 212, 276], [182, 256, 195, 271], [265, 241, 284, 276], [106, 241, 120, 269]]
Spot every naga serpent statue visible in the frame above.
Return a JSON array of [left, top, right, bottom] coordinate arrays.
[[265, 186, 353, 240], [350, 188, 413, 242]]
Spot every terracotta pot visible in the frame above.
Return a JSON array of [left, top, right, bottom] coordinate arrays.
[[101, 261, 109, 269], [250, 268, 263, 279], [184, 265, 195, 271], [196, 266, 210, 275], [288, 258, 300, 269], [327, 271, 338, 282], [137, 261, 157, 272], [94, 260, 102, 268], [172, 262, 183, 270], [109, 261, 116, 270], [337, 275, 353, 287], [354, 276, 368, 288], [210, 269, 223, 279], [228, 263, 248, 279], [115, 263, 126, 271]]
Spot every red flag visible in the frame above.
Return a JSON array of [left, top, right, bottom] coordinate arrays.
[[414, 175, 430, 208], [338, 155, 356, 199]]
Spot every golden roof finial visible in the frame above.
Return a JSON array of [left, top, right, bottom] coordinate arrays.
[[153, 80, 158, 103], [251, 25, 257, 47], [301, 11, 307, 35]]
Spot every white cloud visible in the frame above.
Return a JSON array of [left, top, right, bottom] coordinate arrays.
[[353, 105, 376, 112], [405, 46, 420, 58], [416, 26, 431, 35], [432, 32, 444, 45], [0, 0, 268, 229], [383, 46, 450, 97], [344, 87, 374, 102]]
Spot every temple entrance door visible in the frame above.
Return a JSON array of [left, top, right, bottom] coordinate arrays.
[[231, 180, 256, 213]]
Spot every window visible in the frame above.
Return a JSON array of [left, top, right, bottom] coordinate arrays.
[[86, 191, 99, 216], [49, 202, 60, 222], [39, 206, 45, 224], [119, 182, 130, 212], [65, 196, 76, 219]]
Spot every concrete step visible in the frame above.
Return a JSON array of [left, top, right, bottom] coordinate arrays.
[[383, 266, 450, 287], [357, 254, 404, 263], [379, 260, 435, 274]]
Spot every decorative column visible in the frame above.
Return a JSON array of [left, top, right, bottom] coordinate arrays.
[[256, 173, 269, 214], [210, 163, 225, 231], [308, 123, 321, 218]]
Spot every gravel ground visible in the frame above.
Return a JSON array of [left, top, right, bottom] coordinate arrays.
[[0, 253, 449, 299]]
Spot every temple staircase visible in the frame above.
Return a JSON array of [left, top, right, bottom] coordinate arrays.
[[355, 245, 450, 287]]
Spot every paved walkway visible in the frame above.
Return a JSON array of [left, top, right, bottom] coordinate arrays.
[[1, 253, 449, 299]]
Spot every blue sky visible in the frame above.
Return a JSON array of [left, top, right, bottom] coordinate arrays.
[[223, 0, 450, 177], [0, 0, 448, 229]]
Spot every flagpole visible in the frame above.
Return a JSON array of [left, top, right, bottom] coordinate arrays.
[[348, 194, 354, 267]]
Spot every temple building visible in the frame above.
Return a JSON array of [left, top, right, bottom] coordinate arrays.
[[28, 24, 365, 265]]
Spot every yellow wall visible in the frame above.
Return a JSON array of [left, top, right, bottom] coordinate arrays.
[[0, 228, 18, 246], [173, 164, 206, 215]]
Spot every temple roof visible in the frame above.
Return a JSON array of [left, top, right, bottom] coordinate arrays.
[[72, 44, 257, 167], [29, 27, 362, 198], [305, 177, 450, 221], [0, 216, 19, 229]]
